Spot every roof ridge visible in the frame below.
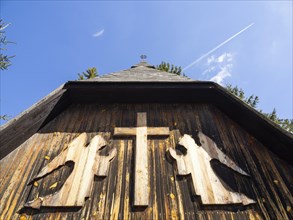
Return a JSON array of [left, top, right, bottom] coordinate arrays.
[[84, 65, 195, 82]]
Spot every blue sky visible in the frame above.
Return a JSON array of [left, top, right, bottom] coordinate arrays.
[[1, 1, 292, 125]]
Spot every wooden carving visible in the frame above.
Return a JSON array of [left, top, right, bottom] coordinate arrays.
[[114, 112, 169, 207], [169, 132, 255, 205], [25, 133, 116, 209]]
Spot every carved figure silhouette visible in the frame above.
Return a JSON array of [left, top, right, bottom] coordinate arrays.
[[25, 133, 116, 209], [169, 132, 255, 205]]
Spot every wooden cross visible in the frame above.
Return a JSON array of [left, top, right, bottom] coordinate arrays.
[[114, 112, 169, 207]]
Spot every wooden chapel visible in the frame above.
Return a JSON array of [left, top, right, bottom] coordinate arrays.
[[0, 59, 292, 219]]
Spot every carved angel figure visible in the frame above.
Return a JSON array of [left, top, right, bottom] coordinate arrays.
[[168, 132, 255, 205], [25, 133, 116, 209]]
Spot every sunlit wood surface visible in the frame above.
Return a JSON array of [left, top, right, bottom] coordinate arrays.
[[0, 103, 292, 220]]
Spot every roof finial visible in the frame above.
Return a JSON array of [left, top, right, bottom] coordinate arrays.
[[131, 55, 155, 68], [140, 55, 147, 62]]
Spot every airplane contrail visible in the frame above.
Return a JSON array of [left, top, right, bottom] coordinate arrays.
[[183, 23, 254, 71]]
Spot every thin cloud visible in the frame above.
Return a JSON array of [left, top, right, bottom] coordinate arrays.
[[217, 53, 232, 63], [202, 52, 233, 85], [93, 29, 104, 37], [183, 23, 254, 71], [209, 64, 233, 85], [207, 56, 216, 66], [201, 66, 216, 75]]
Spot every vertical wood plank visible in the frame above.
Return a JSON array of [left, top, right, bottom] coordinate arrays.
[[134, 112, 148, 206]]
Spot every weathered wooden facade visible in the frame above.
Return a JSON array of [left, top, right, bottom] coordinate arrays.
[[0, 61, 292, 219]]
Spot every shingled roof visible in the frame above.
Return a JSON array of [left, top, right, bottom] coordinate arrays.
[[1, 60, 292, 163], [85, 61, 193, 82]]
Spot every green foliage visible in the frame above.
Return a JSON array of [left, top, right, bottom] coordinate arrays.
[[78, 67, 98, 80], [0, 19, 14, 70], [261, 109, 293, 132], [1, 19, 14, 121], [278, 119, 293, 132], [226, 84, 259, 108], [0, 115, 9, 121], [156, 61, 184, 76], [225, 84, 293, 133]]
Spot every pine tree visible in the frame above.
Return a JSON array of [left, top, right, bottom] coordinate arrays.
[[156, 61, 292, 133], [225, 84, 293, 133], [0, 115, 9, 120], [156, 61, 183, 76], [1, 19, 14, 121], [78, 67, 98, 80], [225, 84, 259, 108], [0, 19, 14, 70]]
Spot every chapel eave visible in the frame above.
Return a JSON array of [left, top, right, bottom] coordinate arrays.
[[1, 80, 292, 164]]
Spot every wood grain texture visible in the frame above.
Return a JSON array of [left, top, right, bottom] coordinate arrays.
[[169, 133, 255, 205], [0, 103, 292, 219], [134, 113, 148, 206], [0, 85, 68, 160], [24, 133, 116, 209], [114, 112, 170, 207]]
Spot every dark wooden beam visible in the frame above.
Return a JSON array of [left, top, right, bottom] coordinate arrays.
[[1, 81, 292, 164], [0, 86, 70, 160]]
